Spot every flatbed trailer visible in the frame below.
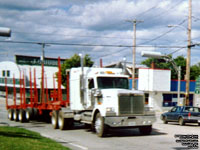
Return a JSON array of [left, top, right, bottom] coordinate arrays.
[[5, 57, 69, 123]]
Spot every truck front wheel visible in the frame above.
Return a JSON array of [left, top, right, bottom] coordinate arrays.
[[139, 125, 152, 135], [94, 113, 107, 137]]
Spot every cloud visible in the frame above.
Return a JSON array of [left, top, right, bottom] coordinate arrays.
[[0, 0, 199, 66]]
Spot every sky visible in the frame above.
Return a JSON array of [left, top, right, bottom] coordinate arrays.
[[0, 0, 200, 67]]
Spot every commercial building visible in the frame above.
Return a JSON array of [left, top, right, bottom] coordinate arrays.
[[0, 55, 66, 100]]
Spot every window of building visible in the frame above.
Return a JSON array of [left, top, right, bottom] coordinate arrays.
[[163, 94, 193, 107], [7, 70, 10, 77], [2, 70, 5, 77]]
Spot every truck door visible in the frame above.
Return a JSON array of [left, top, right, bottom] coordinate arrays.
[[87, 78, 95, 107]]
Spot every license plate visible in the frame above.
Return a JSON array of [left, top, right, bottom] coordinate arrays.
[[128, 122, 136, 126]]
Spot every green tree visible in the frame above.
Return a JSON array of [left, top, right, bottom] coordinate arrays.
[[190, 63, 200, 80], [60, 54, 94, 87], [141, 55, 186, 80]]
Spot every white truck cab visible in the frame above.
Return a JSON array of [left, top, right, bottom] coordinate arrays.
[[68, 67, 156, 137]]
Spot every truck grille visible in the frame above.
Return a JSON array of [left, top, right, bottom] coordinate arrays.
[[118, 95, 144, 115]]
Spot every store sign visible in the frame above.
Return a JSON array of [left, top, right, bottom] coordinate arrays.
[[15, 55, 65, 67], [195, 75, 200, 94], [0, 78, 20, 85]]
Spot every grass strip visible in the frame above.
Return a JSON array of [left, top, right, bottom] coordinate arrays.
[[0, 126, 70, 150]]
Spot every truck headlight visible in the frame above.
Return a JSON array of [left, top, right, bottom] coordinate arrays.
[[106, 107, 116, 116], [106, 107, 115, 112]]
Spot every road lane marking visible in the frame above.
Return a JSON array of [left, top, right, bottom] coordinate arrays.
[[41, 133, 88, 150], [68, 142, 88, 150]]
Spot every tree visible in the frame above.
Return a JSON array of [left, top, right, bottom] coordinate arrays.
[[190, 63, 200, 80], [141, 55, 186, 80], [60, 54, 94, 87]]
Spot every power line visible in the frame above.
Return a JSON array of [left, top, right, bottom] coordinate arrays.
[[0, 39, 187, 49], [149, 0, 184, 21], [139, 19, 187, 45]]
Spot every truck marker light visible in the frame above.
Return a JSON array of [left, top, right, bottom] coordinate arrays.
[[105, 71, 114, 74], [98, 101, 102, 105]]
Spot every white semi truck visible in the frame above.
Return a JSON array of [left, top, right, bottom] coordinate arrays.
[[52, 67, 156, 137]]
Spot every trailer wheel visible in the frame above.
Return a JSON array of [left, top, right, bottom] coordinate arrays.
[[25, 108, 33, 121], [8, 109, 14, 120], [13, 109, 19, 121], [33, 108, 38, 119], [19, 109, 26, 123], [94, 112, 106, 137], [139, 125, 152, 135], [52, 110, 58, 129]]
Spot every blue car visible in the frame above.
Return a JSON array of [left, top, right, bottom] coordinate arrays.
[[160, 106, 200, 126]]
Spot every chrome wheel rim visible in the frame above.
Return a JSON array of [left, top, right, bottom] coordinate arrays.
[[18, 112, 22, 121], [26, 111, 29, 120], [95, 117, 101, 134], [52, 115, 56, 126], [58, 116, 63, 127]]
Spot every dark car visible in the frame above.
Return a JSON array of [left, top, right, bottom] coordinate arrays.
[[160, 106, 200, 126]]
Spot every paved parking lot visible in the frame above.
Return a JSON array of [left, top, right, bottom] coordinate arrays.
[[0, 98, 200, 150]]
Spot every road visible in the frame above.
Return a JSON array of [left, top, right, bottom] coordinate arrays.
[[0, 98, 200, 150]]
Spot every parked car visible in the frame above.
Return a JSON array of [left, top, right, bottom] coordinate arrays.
[[160, 106, 200, 126]]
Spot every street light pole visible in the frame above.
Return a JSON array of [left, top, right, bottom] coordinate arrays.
[[177, 66, 181, 105], [185, 0, 192, 105], [141, 51, 182, 106]]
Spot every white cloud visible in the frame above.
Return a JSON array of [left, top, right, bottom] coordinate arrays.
[[0, 0, 199, 66]]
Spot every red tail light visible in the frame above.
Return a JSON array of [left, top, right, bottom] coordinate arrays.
[[188, 112, 191, 117]]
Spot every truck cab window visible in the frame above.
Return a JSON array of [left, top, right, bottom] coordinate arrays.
[[97, 77, 129, 89], [88, 79, 94, 89]]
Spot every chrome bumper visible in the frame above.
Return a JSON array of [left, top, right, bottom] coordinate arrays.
[[104, 115, 156, 127]]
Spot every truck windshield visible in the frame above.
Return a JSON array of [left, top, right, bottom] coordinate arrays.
[[97, 77, 129, 89]]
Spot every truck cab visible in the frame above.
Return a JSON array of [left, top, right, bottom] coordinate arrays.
[[69, 67, 156, 137]]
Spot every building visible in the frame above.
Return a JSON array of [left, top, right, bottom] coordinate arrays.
[[105, 62, 199, 111], [0, 55, 66, 100]]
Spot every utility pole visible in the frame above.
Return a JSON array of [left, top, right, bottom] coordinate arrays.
[[127, 19, 143, 89], [185, 0, 192, 105]]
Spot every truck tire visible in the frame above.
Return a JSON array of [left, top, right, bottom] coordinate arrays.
[[179, 117, 185, 126], [13, 109, 19, 121], [25, 108, 33, 121], [52, 110, 58, 129], [18, 109, 26, 123], [58, 111, 67, 130], [33, 108, 38, 119], [8, 109, 14, 120], [58, 111, 74, 130], [94, 112, 107, 137], [139, 125, 152, 135]]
